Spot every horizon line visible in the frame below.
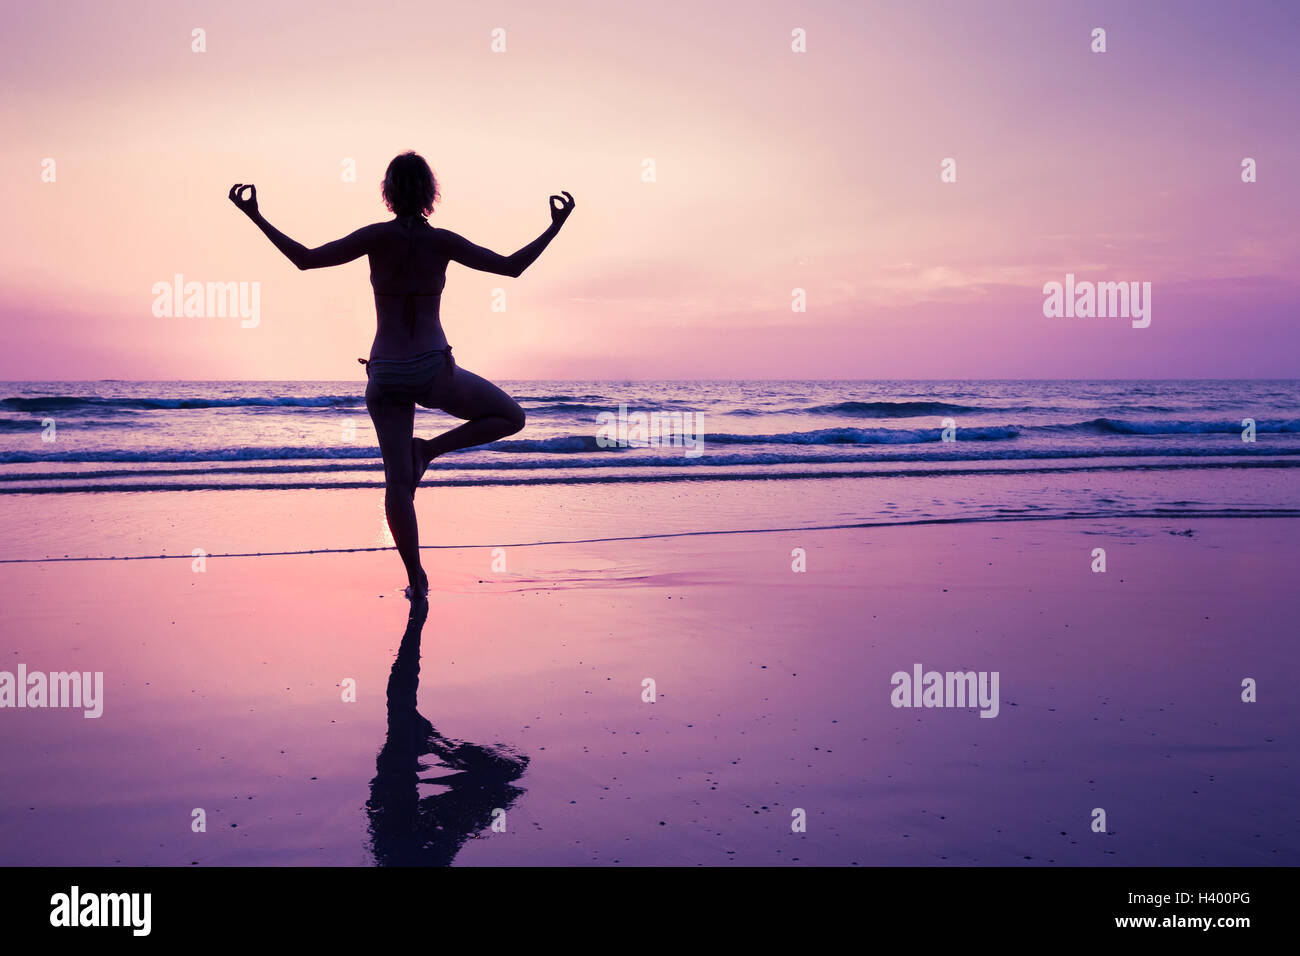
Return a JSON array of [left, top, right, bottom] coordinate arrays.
[[3, 377, 1300, 385]]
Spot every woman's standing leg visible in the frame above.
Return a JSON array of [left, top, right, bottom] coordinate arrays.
[[365, 379, 426, 598]]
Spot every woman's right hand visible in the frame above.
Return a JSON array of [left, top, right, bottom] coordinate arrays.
[[549, 191, 575, 227]]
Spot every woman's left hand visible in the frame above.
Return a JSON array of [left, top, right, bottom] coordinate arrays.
[[228, 183, 259, 217]]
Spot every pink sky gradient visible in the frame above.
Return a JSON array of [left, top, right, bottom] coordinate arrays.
[[2, 0, 1297, 380]]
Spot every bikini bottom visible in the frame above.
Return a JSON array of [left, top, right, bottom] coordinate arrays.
[[361, 347, 454, 403]]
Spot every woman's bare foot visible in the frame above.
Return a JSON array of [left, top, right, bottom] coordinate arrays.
[[404, 568, 429, 601], [410, 437, 444, 498], [410, 438, 427, 491]]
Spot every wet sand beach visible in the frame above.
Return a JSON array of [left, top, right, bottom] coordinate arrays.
[[1, 485, 1295, 866]]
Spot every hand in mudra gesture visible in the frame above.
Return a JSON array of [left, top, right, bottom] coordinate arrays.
[[228, 183, 259, 217], [549, 191, 575, 227]]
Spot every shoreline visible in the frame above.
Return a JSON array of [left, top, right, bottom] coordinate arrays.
[[2, 510, 1299, 566]]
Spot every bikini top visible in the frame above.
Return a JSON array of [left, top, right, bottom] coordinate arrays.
[[372, 215, 445, 335]]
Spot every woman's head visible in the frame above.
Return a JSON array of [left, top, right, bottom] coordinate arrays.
[[381, 151, 439, 219]]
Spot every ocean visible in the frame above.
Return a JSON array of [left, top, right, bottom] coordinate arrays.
[[2, 378, 1298, 521]]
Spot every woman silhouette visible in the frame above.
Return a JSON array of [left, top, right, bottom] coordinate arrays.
[[229, 152, 574, 601]]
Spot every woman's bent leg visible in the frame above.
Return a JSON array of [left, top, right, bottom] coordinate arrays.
[[414, 366, 526, 480], [365, 379, 426, 598]]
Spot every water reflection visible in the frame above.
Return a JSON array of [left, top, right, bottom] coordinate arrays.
[[366, 602, 528, 865]]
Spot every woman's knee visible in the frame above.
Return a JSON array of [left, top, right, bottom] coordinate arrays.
[[385, 475, 414, 501], [504, 402, 526, 435], [381, 450, 415, 493]]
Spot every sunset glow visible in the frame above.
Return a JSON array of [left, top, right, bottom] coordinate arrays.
[[3, 0, 1296, 380]]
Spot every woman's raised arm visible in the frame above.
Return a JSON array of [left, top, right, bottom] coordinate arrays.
[[229, 183, 374, 270], [436, 191, 575, 278]]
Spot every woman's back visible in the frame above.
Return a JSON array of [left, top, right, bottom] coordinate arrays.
[[369, 217, 451, 359]]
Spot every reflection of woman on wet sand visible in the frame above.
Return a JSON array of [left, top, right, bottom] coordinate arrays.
[[229, 152, 574, 600], [366, 603, 529, 866]]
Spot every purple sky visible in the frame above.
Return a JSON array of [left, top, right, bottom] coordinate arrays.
[[1, 0, 1297, 379]]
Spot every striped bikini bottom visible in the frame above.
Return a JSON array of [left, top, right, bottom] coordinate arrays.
[[358, 345, 454, 405], [360, 346, 454, 396]]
